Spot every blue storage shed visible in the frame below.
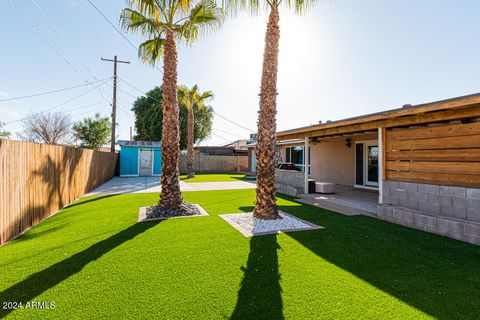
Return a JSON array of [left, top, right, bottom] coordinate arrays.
[[117, 140, 162, 177]]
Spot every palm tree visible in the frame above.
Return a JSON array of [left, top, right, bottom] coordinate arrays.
[[225, 0, 317, 220], [178, 85, 213, 178], [121, 0, 222, 209]]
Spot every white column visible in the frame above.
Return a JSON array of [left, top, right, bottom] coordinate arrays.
[[378, 127, 383, 204], [304, 137, 310, 194]]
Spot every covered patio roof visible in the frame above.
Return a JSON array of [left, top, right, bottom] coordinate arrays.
[[277, 93, 480, 140]]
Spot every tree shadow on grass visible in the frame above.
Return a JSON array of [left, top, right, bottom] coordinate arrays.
[[275, 194, 480, 319], [230, 235, 283, 320], [63, 194, 119, 210], [0, 221, 160, 318]]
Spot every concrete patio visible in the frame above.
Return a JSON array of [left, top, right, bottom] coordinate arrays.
[[86, 177, 257, 195], [296, 186, 378, 216]]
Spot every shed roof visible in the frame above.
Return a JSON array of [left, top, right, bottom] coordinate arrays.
[[117, 140, 161, 147]]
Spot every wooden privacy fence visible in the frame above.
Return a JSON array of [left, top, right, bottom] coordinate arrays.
[[384, 122, 480, 187], [0, 140, 118, 244]]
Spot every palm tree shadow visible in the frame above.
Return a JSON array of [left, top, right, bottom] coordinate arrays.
[[0, 221, 160, 318], [230, 235, 283, 320], [275, 194, 480, 320]]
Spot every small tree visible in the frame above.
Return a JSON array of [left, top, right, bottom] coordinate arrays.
[[73, 113, 111, 149], [0, 122, 11, 139], [18, 112, 72, 145]]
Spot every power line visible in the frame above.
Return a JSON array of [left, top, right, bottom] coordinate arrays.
[[213, 111, 255, 132], [72, 104, 110, 117], [0, 78, 111, 102], [31, 0, 84, 69], [8, 0, 89, 83], [118, 77, 157, 99], [118, 76, 253, 134], [31, 0, 112, 105], [69, 101, 108, 114], [4, 80, 109, 125], [85, 0, 138, 51], [85, 0, 163, 72], [213, 127, 246, 139], [102, 80, 139, 100], [211, 132, 232, 143]]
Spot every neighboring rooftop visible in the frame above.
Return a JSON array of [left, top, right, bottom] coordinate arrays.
[[223, 139, 249, 149]]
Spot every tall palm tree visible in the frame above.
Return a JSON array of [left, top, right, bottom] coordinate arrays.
[[225, 0, 317, 220], [121, 0, 222, 209], [178, 85, 213, 178]]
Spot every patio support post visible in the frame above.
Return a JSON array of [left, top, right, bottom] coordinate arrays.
[[304, 137, 309, 194], [378, 127, 383, 204]]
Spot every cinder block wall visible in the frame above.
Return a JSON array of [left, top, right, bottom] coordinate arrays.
[[382, 180, 480, 222], [379, 180, 480, 245], [275, 169, 304, 197], [179, 152, 248, 173]]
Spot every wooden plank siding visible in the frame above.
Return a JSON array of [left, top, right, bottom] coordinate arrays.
[[0, 140, 118, 244], [384, 122, 480, 188]]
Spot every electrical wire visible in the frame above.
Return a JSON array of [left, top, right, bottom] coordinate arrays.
[[85, 0, 162, 72], [117, 76, 254, 135], [8, 0, 90, 83], [211, 132, 232, 143], [0, 78, 111, 102], [4, 79, 109, 125], [73, 104, 110, 117], [213, 111, 255, 132], [212, 127, 246, 139], [31, 0, 111, 105]]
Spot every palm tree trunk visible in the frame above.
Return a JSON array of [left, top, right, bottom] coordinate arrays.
[[159, 32, 183, 208], [254, 2, 280, 220], [186, 107, 195, 178]]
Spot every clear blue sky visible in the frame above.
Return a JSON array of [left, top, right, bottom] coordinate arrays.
[[1, 0, 480, 146]]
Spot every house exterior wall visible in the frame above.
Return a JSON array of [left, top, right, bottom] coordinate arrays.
[[378, 182, 480, 245], [277, 133, 377, 186], [378, 122, 480, 245]]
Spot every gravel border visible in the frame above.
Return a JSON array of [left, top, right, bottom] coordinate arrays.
[[138, 204, 209, 222], [219, 211, 323, 237]]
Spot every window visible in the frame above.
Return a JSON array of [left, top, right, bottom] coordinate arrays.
[[284, 146, 310, 173], [291, 146, 304, 165]]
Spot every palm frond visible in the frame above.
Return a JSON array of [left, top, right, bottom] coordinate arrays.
[[199, 91, 213, 101], [120, 8, 167, 36], [129, 0, 163, 20], [284, 0, 319, 14], [178, 85, 213, 110], [138, 37, 166, 65], [222, 0, 318, 15], [177, 0, 223, 44]]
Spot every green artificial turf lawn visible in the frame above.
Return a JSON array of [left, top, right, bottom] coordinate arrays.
[[1, 189, 480, 319], [179, 172, 251, 182]]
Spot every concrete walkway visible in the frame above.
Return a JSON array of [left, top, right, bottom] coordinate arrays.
[[86, 176, 256, 196], [297, 186, 378, 216]]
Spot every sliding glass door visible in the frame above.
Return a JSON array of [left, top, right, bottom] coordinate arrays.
[[355, 140, 379, 188]]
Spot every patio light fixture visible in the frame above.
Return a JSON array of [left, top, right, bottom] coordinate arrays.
[[344, 138, 352, 148]]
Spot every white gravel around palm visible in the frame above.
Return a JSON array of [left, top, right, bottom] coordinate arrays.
[[220, 211, 322, 237]]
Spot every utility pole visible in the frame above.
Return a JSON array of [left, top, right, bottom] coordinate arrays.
[[101, 55, 130, 153]]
